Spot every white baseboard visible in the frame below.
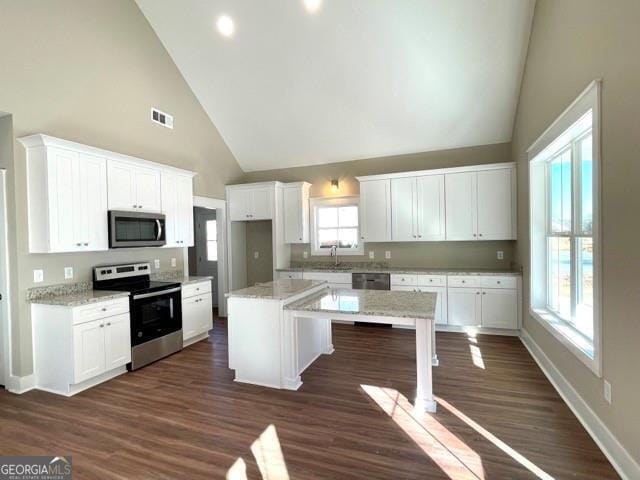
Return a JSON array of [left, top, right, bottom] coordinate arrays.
[[6, 373, 35, 394], [520, 329, 640, 480]]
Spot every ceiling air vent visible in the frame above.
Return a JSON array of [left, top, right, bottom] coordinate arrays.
[[151, 108, 173, 129]]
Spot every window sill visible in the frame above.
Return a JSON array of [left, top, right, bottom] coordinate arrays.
[[529, 308, 601, 377]]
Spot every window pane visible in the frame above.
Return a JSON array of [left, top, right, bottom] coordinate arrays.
[[580, 134, 593, 234], [561, 149, 572, 232], [207, 240, 218, 261], [338, 228, 358, 248], [318, 207, 338, 228], [318, 228, 338, 248], [547, 236, 571, 320], [549, 158, 562, 232], [338, 206, 358, 227], [206, 220, 217, 241], [576, 237, 593, 339]]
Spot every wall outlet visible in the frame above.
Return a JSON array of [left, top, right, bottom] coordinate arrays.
[[154, 259, 160, 269], [33, 269, 44, 283], [171, 258, 177, 267], [385, 251, 391, 259], [64, 267, 74, 280], [303, 251, 308, 259], [368, 251, 375, 259], [604, 380, 612, 404], [497, 250, 504, 260], [254, 251, 259, 259]]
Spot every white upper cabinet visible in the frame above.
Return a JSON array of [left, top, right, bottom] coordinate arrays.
[[107, 159, 162, 212], [161, 172, 195, 247], [282, 182, 311, 243], [227, 184, 275, 221], [20, 139, 109, 253], [360, 179, 391, 242], [445, 171, 478, 240], [391, 175, 445, 241], [476, 168, 515, 240]]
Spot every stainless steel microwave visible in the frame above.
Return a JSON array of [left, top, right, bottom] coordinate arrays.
[[108, 211, 166, 248]]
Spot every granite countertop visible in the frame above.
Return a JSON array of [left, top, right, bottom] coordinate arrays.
[[277, 265, 521, 276], [28, 289, 129, 307], [285, 288, 437, 320], [180, 276, 213, 286], [226, 279, 327, 300]]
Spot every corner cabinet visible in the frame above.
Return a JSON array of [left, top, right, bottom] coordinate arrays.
[[107, 159, 162, 213], [161, 172, 195, 247], [359, 179, 391, 242], [282, 182, 311, 243]]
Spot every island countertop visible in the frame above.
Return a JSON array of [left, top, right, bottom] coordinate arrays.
[[285, 288, 437, 320], [226, 279, 327, 300]]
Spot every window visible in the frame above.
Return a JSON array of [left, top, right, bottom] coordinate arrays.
[[206, 220, 218, 261], [310, 197, 363, 256], [529, 81, 600, 376]]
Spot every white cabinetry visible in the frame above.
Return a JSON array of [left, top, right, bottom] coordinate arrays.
[[282, 182, 310, 243], [447, 287, 482, 326], [391, 274, 447, 325], [20, 138, 109, 253], [182, 280, 213, 346], [278, 271, 303, 280], [391, 175, 445, 241], [161, 172, 194, 247], [32, 297, 131, 396], [228, 185, 274, 221], [107, 159, 162, 212], [359, 179, 391, 242]]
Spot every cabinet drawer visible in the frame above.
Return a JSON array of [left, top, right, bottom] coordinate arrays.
[[302, 272, 352, 284], [417, 275, 446, 287], [182, 280, 212, 299], [390, 274, 418, 286], [278, 271, 303, 280], [481, 276, 517, 289], [73, 297, 129, 325], [447, 275, 482, 288]]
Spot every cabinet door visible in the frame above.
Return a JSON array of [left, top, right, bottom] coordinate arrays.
[[161, 172, 179, 247], [182, 296, 201, 341], [197, 294, 213, 335], [73, 319, 106, 384], [104, 313, 132, 369], [48, 147, 79, 252], [481, 289, 518, 329], [445, 172, 478, 240], [283, 187, 303, 243], [228, 189, 251, 221], [447, 287, 481, 326], [477, 168, 514, 240], [391, 177, 416, 241], [107, 160, 137, 211], [177, 175, 194, 246], [416, 175, 445, 241], [250, 187, 273, 220], [134, 166, 162, 212], [79, 153, 108, 251], [416, 286, 447, 325], [360, 179, 391, 242]]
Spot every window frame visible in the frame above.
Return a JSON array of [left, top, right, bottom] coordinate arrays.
[[528, 80, 602, 377], [309, 196, 363, 256], [206, 219, 218, 262]]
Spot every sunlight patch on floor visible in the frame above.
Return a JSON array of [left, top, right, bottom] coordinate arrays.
[[227, 424, 290, 480], [469, 344, 485, 369]]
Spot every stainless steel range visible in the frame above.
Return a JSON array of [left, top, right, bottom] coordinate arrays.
[[93, 262, 182, 370]]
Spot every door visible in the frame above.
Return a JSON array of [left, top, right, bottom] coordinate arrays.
[[192, 208, 218, 306], [360, 179, 391, 242], [134, 166, 162, 212], [48, 147, 78, 251], [228, 189, 251, 221], [416, 286, 447, 325], [107, 159, 137, 211], [481, 289, 518, 329], [391, 177, 416, 241], [416, 175, 446, 241], [447, 287, 481, 326], [73, 319, 106, 383], [283, 186, 302, 243], [445, 172, 477, 240], [104, 313, 132, 369], [477, 168, 514, 240], [78, 153, 108, 250], [250, 187, 273, 220]]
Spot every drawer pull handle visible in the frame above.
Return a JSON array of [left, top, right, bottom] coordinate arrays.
[[101, 308, 107, 311], [497, 281, 501, 284]]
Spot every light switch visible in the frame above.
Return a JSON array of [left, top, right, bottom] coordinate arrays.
[[254, 251, 259, 259], [64, 267, 73, 280], [497, 250, 504, 260], [33, 269, 44, 283], [154, 259, 160, 269], [303, 251, 308, 259], [368, 251, 375, 259], [385, 251, 391, 259], [171, 258, 177, 267]]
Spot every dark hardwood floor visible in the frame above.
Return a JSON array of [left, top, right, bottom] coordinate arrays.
[[0, 318, 619, 479]]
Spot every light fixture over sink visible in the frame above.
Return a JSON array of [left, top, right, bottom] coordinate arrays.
[[330, 179, 339, 192]]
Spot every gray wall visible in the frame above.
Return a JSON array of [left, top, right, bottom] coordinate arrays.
[[245, 221, 274, 286], [0, 0, 244, 376], [512, 0, 640, 462]]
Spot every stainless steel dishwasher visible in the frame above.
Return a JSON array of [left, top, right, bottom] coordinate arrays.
[[351, 273, 391, 327]]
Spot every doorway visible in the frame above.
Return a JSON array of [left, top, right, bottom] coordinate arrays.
[[189, 207, 219, 307]]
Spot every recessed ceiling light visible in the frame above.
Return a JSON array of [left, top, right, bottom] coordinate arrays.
[[216, 15, 235, 38], [303, 0, 322, 14]]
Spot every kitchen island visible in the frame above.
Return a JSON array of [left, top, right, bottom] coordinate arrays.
[[227, 279, 438, 412]]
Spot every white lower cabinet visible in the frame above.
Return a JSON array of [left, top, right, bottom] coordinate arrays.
[[32, 298, 131, 396], [182, 280, 213, 345], [447, 288, 482, 327], [480, 289, 518, 329], [278, 271, 303, 280]]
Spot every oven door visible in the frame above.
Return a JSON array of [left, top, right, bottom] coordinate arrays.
[[109, 210, 166, 248], [130, 288, 182, 346]]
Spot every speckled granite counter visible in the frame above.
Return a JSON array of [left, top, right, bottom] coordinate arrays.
[[27, 288, 129, 307], [285, 288, 437, 320], [226, 279, 326, 300], [277, 265, 521, 276], [180, 276, 213, 286], [151, 271, 212, 285]]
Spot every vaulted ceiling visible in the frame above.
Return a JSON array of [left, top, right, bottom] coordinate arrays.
[[136, 0, 535, 172]]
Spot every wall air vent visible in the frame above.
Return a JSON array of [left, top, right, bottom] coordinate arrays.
[[151, 108, 174, 129]]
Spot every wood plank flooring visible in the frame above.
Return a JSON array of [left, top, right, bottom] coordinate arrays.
[[0, 318, 619, 479]]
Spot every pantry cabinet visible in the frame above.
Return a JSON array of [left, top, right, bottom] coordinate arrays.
[[161, 172, 195, 247], [359, 179, 391, 242], [282, 182, 311, 243]]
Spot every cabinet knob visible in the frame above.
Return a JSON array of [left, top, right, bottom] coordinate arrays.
[[84, 243, 89, 246], [76, 243, 82, 246], [497, 281, 501, 284], [461, 280, 465, 283], [479, 233, 483, 237], [482, 292, 486, 295], [101, 307, 107, 311], [107, 322, 111, 326], [100, 324, 104, 328], [132, 205, 137, 208], [476, 292, 480, 295], [473, 233, 477, 237]]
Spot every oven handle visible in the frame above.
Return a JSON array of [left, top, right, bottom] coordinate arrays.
[[155, 219, 163, 241], [133, 287, 181, 301]]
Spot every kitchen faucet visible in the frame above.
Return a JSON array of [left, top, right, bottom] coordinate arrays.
[[330, 245, 340, 267]]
